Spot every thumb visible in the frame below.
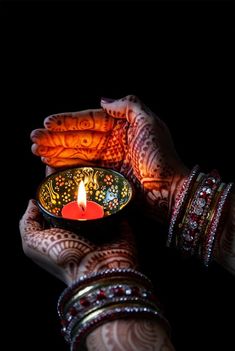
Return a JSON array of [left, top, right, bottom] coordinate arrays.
[[101, 95, 144, 124], [19, 199, 43, 238]]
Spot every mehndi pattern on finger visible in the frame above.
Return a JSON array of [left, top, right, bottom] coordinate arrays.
[[44, 110, 115, 132]]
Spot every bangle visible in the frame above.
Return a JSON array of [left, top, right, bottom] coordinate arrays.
[[167, 165, 200, 247], [201, 182, 233, 266], [177, 170, 221, 256], [168, 165, 233, 266], [57, 268, 170, 350], [58, 268, 153, 319]]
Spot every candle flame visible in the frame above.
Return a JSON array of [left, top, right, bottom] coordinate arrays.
[[77, 180, 87, 211]]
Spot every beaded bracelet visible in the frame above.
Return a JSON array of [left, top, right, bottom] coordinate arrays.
[[57, 268, 170, 350], [62, 282, 160, 343], [167, 165, 200, 247], [201, 182, 233, 266], [64, 281, 156, 321], [177, 170, 221, 256], [58, 268, 153, 319]]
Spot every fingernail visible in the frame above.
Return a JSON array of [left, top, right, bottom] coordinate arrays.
[[101, 97, 115, 104]]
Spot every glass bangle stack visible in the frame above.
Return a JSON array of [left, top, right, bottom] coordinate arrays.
[[58, 268, 170, 351], [168, 165, 233, 266]]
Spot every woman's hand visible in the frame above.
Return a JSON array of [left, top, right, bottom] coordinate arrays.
[[31, 95, 188, 221], [19, 199, 137, 286], [19, 200, 174, 351]]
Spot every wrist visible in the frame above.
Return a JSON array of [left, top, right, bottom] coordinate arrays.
[[143, 165, 190, 224], [87, 319, 175, 351], [76, 223, 137, 279], [77, 246, 138, 278]]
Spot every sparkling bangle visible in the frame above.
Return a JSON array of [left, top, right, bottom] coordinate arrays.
[[202, 182, 233, 266], [167, 165, 200, 247], [177, 170, 221, 256], [57, 268, 170, 349], [58, 268, 153, 319]]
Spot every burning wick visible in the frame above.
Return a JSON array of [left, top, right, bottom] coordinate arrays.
[[61, 180, 104, 220]]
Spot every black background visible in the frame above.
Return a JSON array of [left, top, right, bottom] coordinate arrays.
[[1, 1, 235, 350]]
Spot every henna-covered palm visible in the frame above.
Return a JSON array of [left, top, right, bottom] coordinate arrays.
[[19, 201, 175, 351], [31, 95, 188, 221], [19, 200, 137, 286]]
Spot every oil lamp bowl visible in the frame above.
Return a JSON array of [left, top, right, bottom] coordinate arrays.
[[37, 167, 133, 243]]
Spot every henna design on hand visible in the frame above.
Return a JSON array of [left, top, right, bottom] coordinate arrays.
[[32, 145, 105, 161], [20, 201, 137, 284], [20, 200, 94, 255], [44, 109, 115, 132], [86, 319, 175, 351], [100, 119, 129, 171], [20, 200, 95, 284], [101, 95, 188, 220], [31, 129, 108, 149], [78, 221, 138, 275], [31, 95, 188, 222], [78, 248, 138, 275]]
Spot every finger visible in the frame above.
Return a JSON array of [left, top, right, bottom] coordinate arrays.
[[101, 95, 149, 124], [30, 129, 109, 149], [19, 199, 43, 237], [32, 144, 102, 161], [41, 157, 98, 168], [44, 109, 115, 132]]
